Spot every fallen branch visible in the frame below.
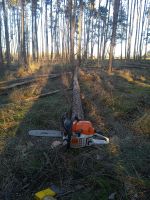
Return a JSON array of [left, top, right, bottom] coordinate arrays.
[[0, 74, 56, 86], [25, 88, 72, 101], [119, 65, 149, 70], [0, 72, 70, 86], [25, 90, 61, 101], [0, 75, 59, 91], [0, 88, 72, 108], [0, 72, 72, 94], [127, 62, 150, 67]]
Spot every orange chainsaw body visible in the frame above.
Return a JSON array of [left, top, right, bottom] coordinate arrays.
[[72, 121, 95, 135]]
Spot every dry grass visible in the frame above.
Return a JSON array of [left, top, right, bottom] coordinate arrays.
[[139, 75, 146, 82], [16, 67, 30, 77], [115, 69, 150, 88], [8, 80, 46, 103], [0, 62, 150, 200], [133, 112, 150, 135], [116, 69, 134, 82], [80, 67, 150, 200]]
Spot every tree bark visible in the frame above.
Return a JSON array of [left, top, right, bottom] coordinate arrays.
[[35, 1, 39, 61], [2, 0, 10, 65], [0, 8, 3, 65], [70, 0, 75, 64], [41, 0, 44, 57], [77, 0, 83, 65], [90, 2, 94, 59], [108, 0, 121, 73], [32, 0, 35, 61], [133, 0, 140, 60], [72, 66, 84, 119], [17, 7, 21, 61], [102, 0, 110, 60], [125, 0, 129, 60], [45, 1, 49, 58], [50, 0, 53, 60], [20, 0, 27, 65], [139, 0, 147, 59], [84, 3, 92, 59], [144, 21, 149, 60], [127, 0, 136, 60]]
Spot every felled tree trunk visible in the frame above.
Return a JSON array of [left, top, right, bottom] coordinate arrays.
[[72, 66, 84, 119]]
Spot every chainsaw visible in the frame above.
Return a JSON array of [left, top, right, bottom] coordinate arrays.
[[29, 113, 109, 148]]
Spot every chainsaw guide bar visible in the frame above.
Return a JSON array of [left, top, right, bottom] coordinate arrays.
[[29, 130, 62, 138]]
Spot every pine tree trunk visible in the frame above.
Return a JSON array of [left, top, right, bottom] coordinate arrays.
[[41, 0, 44, 57], [70, 0, 75, 64], [60, 1, 64, 60], [90, 2, 94, 59], [54, 8, 58, 57], [77, 0, 83, 65], [102, 0, 110, 60], [144, 22, 149, 60], [0, 9, 3, 65], [84, 3, 92, 59], [50, 0, 53, 60], [139, 0, 147, 59], [17, 8, 20, 61], [2, 0, 10, 65], [97, 1, 100, 64], [133, 0, 140, 60], [72, 66, 84, 119], [20, 0, 26, 65], [136, 0, 143, 60], [125, 0, 129, 60], [127, 0, 136, 60], [45, 2, 49, 58], [83, 12, 86, 57], [108, 0, 121, 73], [35, 1, 39, 61], [32, 0, 36, 61]]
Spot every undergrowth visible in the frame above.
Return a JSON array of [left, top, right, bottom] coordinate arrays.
[[80, 67, 150, 200], [0, 63, 150, 200]]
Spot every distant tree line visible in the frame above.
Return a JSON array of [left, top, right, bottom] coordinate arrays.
[[0, 0, 150, 67]]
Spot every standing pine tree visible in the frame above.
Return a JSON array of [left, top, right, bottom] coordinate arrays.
[[108, 0, 121, 73]]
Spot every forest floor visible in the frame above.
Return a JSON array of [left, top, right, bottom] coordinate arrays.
[[0, 60, 150, 200]]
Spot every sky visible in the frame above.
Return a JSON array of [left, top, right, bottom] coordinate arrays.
[[1, 0, 150, 58]]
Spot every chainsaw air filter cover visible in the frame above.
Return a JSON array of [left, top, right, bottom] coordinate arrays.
[[72, 121, 95, 135]]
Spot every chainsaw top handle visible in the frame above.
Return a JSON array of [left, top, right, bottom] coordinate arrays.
[[61, 113, 80, 149], [62, 113, 80, 132]]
